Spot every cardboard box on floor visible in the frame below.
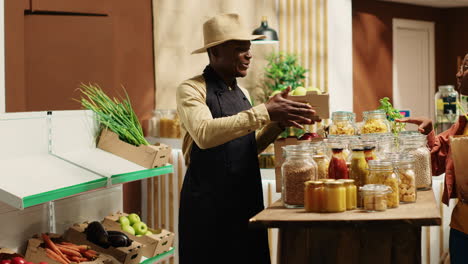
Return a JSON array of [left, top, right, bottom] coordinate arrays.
[[64, 224, 144, 264], [288, 91, 330, 121], [273, 137, 322, 192], [102, 212, 174, 258], [25, 234, 113, 264], [97, 128, 171, 169]]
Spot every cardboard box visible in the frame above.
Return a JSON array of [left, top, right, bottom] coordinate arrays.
[[289, 91, 330, 121], [25, 234, 113, 264], [64, 224, 144, 264], [97, 128, 171, 168], [0, 248, 22, 261], [102, 212, 174, 258], [273, 137, 322, 192]]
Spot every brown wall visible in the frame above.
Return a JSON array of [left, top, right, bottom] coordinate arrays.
[[352, 0, 468, 121], [5, 0, 155, 215]]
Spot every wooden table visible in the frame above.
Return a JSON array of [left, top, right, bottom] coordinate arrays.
[[249, 190, 441, 264]]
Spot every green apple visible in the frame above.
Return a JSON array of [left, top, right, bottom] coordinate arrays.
[[128, 213, 141, 225], [270, 90, 281, 97], [145, 230, 153, 236], [136, 235, 143, 237], [119, 216, 130, 226], [293, 86, 307, 96], [133, 222, 148, 235], [306, 86, 322, 94], [121, 224, 135, 235]]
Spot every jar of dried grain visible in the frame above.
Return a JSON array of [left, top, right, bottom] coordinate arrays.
[[282, 146, 318, 208], [399, 135, 432, 190]]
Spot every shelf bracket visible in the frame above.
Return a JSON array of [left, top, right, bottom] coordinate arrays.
[[47, 201, 56, 233]]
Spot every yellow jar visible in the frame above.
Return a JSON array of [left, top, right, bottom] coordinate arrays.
[[322, 179, 336, 182], [338, 179, 357, 210], [304, 181, 324, 212], [324, 181, 346, 213]]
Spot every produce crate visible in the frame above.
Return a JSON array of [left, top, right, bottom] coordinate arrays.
[[0, 248, 23, 260], [97, 129, 171, 169], [102, 212, 174, 258], [289, 91, 330, 121], [25, 234, 113, 264], [64, 224, 144, 264]]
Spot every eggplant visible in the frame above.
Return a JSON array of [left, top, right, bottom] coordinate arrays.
[[107, 231, 133, 247], [85, 221, 110, 248]]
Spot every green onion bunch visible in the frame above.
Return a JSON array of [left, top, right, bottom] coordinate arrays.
[[77, 83, 149, 146]]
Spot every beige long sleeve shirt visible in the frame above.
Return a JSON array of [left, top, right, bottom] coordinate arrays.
[[176, 74, 283, 165]]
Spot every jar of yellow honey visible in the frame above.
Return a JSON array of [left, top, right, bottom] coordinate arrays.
[[337, 179, 357, 210], [304, 181, 324, 212], [323, 181, 346, 213]]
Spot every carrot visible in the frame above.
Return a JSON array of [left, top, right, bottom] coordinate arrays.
[[60, 242, 74, 245], [76, 245, 90, 252], [46, 248, 69, 264], [57, 245, 82, 257], [82, 251, 97, 260], [42, 234, 71, 264], [85, 250, 97, 255], [69, 256, 87, 263]]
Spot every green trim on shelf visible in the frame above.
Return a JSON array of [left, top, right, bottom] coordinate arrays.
[[140, 248, 175, 264], [111, 165, 173, 185], [23, 177, 108, 208]]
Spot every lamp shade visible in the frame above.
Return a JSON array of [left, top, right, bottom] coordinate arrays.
[[252, 16, 279, 41]]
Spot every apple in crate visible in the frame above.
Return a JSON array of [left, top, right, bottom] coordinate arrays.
[[119, 216, 130, 226], [128, 213, 141, 225], [133, 222, 148, 236], [122, 224, 136, 235]]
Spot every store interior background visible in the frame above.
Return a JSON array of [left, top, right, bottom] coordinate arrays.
[[1, 0, 467, 263]]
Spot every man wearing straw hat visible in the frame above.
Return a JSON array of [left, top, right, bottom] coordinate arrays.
[[398, 53, 468, 263], [176, 13, 315, 263]]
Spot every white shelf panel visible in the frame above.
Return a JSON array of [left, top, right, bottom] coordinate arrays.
[[57, 149, 147, 177], [0, 155, 106, 209]]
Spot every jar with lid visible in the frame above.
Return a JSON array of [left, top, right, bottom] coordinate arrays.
[[377, 134, 396, 160], [435, 85, 459, 134], [338, 179, 357, 210], [329, 111, 357, 136], [368, 160, 399, 208], [361, 110, 391, 134], [360, 184, 392, 212], [396, 154, 417, 203], [323, 181, 346, 213], [328, 147, 349, 179], [349, 146, 368, 206], [151, 109, 181, 138], [305, 181, 324, 212], [281, 146, 318, 208], [360, 140, 378, 162], [313, 155, 329, 179], [399, 135, 432, 190]]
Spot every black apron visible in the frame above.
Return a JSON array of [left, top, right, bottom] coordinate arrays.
[[179, 66, 270, 264]]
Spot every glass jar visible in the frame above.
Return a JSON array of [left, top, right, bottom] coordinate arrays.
[[281, 146, 318, 208], [338, 179, 357, 210], [368, 160, 399, 208], [399, 135, 432, 190], [324, 181, 346, 213], [360, 184, 392, 212], [377, 134, 396, 160], [150, 109, 182, 138], [313, 155, 329, 179], [328, 148, 349, 179], [396, 155, 417, 203], [349, 146, 368, 207], [304, 181, 324, 212], [361, 110, 391, 134], [435, 85, 459, 134], [329, 111, 357, 136]]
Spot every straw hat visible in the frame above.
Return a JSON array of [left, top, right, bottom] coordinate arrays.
[[191, 13, 266, 54]]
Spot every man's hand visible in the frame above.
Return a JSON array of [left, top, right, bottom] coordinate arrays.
[[395, 117, 433, 135], [265, 87, 316, 129]]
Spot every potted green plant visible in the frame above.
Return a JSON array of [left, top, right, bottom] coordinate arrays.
[[263, 52, 307, 99]]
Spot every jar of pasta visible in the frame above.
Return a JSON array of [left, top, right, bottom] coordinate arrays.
[[360, 184, 392, 212], [304, 180, 324, 212], [361, 110, 391, 134], [337, 179, 357, 210], [396, 154, 417, 203], [368, 160, 399, 208], [329, 111, 357, 136], [282, 146, 318, 208], [151, 109, 182, 138], [324, 181, 346, 213]]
